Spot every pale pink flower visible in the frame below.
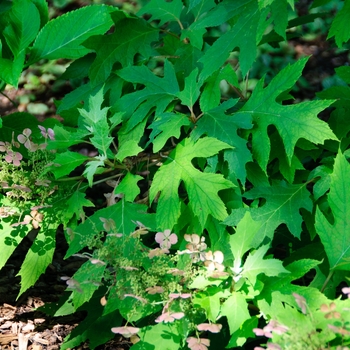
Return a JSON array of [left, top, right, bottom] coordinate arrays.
[[100, 217, 116, 231], [17, 128, 36, 150], [23, 210, 44, 229], [342, 287, 350, 297], [197, 323, 222, 333], [38, 125, 55, 140], [155, 312, 185, 323], [35, 179, 51, 187], [123, 294, 147, 303], [169, 293, 191, 299], [167, 268, 185, 276], [179, 234, 207, 262], [5, 151, 22, 166], [293, 293, 307, 314], [111, 326, 140, 338], [186, 337, 210, 350], [0, 141, 11, 152], [204, 251, 225, 272], [155, 229, 178, 249]]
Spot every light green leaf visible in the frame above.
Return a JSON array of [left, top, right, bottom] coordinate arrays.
[[17, 226, 56, 297], [78, 87, 113, 156], [134, 323, 182, 350], [86, 17, 158, 86], [29, 5, 114, 63], [46, 125, 88, 150], [191, 99, 252, 183], [83, 158, 106, 188], [51, 151, 89, 179], [3, 0, 40, 57], [138, 0, 183, 26], [328, 0, 350, 47], [148, 112, 191, 153], [316, 152, 350, 270], [177, 68, 201, 108], [150, 137, 234, 230], [242, 245, 289, 286], [229, 212, 263, 268], [245, 181, 313, 242], [193, 287, 228, 322], [227, 317, 258, 348], [0, 220, 29, 271], [115, 173, 143, 202], [64, 191, 95, 223], [236, 58, 336, 171], [221, 292, 250, 335]]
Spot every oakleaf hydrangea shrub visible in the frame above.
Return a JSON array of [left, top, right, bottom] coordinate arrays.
[[0, 0, 350, 349]]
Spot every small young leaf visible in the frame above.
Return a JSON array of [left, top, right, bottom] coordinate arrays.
[[64, 191, 95, 223], [115, 173, 143, 202]]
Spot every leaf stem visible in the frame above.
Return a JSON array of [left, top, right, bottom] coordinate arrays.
[[321, 271, 334, 293]]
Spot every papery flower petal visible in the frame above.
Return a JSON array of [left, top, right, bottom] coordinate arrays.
[[197, 323, 222, 333], [111, 326, 140, 338], [213, 251, 224, 264], [155, 231, 164, 244]]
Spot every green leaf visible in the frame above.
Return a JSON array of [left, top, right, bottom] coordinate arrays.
[[17, 226, 56, 297], [316, 152, 350, 270], [200, 64, 239, 112], [64, 191, 95, 223], [86, 17, 158, 86], [150, 137, 234, 230], [78, 87, 113, 156], [83, 158, 106, 188], [137, 0, 184, 26], [148, 112, 191, 153], [176, 68, 201, 108], [221, 292, 250, 335], [193, 288, 225, 322], [236, 58, 337, 171], [192, 99, 252, 183], [134, 323, 182, 350], [242, 245, 289, 286], [29, 5, 114, 63], [32, 0, 49, 29], [116, 60, 179, 133], [327, 0, 350, 47], [245, 181, 313, 242], [198, 0, 261, 80], [3, 0, 40, 57], [227, 317, 258, 348], [0, 219, 29, 271], [46, 125, 88, 150], [65, 201, 155, 257], [115, 173, 143, 202], [0, 52, 25, 87], [50, 151, 89, 179], [229, 212, 263, 268], [70, 260, 106, 309]]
